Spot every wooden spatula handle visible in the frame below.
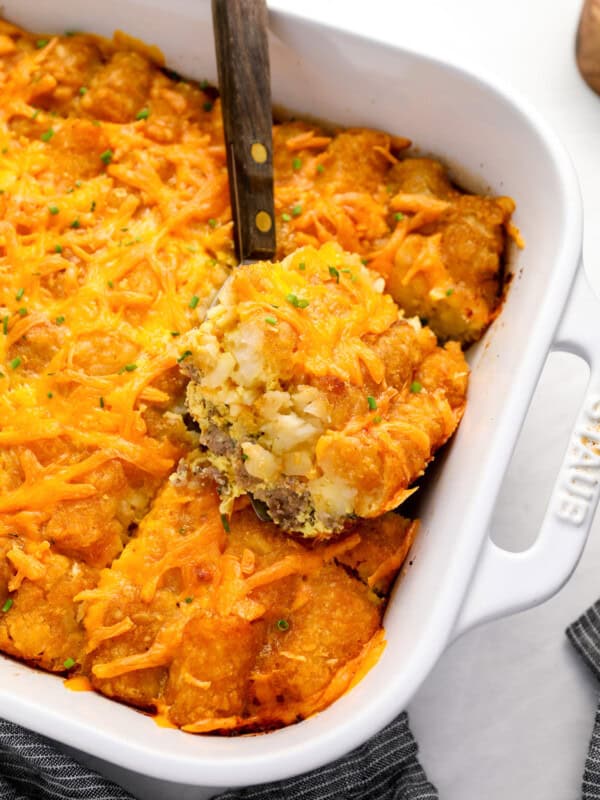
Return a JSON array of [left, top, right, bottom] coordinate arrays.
[[212, 0, 276, 262]]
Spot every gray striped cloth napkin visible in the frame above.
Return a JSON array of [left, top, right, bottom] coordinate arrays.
[[0, 711, 438, 800], [567, 601, 600, 800]]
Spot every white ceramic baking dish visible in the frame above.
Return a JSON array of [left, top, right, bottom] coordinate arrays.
[[1, 0, 598, 792]]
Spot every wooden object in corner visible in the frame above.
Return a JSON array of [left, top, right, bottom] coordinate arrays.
[[576, 0, 600, 95]]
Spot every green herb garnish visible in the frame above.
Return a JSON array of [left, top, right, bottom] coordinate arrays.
[[265, 316, 277, 326], [394, 212, 404, 222], [276, 619, 290, 632], [55, 315, 65, 325], [281, 212, 291, 222], [291, 204, 302, 217], [36, 39, 49, 49], [40, 128, 54, 142], [48, 205, 59, 215], [292, 157, 302, 170], [177, 350, 192, 363], [1, 598, 12, 613], [100, 149, 113, 165], [70, 218, 80, 229], [286, 293, 309, 309], [136, 108, 150, 120], [15, 288, 24, 300], [189, 295, 199, 309], [410, 381, 422, 394], [9, 357, 21, 370], [221, 514, 231, 533], [328, 265, 340, 283], [367, 395, 377, 410], [63, 657, 76, 669]]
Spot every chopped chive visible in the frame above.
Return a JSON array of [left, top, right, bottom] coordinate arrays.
[[203, 101, 213, 112], [32, 109, 40, 120], [36, 39, 49, 49], [276, 619, 290, 632], [208, 258, 218, 266], [55, 315, 65, 324], [1, 598, 12, 613], [281, 212, 291, 222], [15, 287, 24, 300], [9, 357, 21, 370], [75, 180, 82, 188], [292, 157, 302, 170], [394, 212, 404, 222], [316, 164, 325, 174], [286, 293, 309, 309], [90, 200, 96, 212], [40, 128, 54, 142], [55, 244, 63, 253], [48, 204, 59, 215], [100, 149, 113, 165], [135, 107, 150, 120], [18, 307, 27, 316], [124, 363, 138, 372], [189, 295, 199, 309], [241, 453, 249, 461], [446, 288, 454, 297], [410, 381, 422, 394], [220, 513, 230, 533], [208, 218, 217, 228], [298, 261, 306, 271], [184, 596, 193, 604], [170, 331, 180, 337], [265, 316, 277, 326], [328, 265, 340, 283], [47, 391, 53, 398], [107, 280, 113, 288], [361, 258, 369, 266], [3, 316, 8, 335], [66, 187, 74, 194], [291, 204, 302, 217], [70, 218, 80, 228], [367, 395, 377, 410], [373, 415, 382, 424], [78, 86, 88, 96], [177, 350, 192, 363], [99, 396, 105, 408], [63, 657, 76, 669]]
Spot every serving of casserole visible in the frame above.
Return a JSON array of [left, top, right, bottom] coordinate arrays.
[[0, 0, 595, 791]]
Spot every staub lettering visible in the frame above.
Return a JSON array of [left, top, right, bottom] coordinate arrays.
[[556, 396, 600, 526]]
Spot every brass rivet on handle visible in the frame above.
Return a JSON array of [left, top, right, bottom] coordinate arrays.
[[251, 142, 268, 164], [255, 210, 272, 233]]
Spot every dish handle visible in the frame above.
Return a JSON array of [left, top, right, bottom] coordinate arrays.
[[453, 264, 600, 639]]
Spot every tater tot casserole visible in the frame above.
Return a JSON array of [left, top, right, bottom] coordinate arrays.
[[0, 21, 517, 733]]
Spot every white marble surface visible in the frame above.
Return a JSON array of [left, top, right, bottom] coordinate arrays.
[[55, 1, 600, 797]]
